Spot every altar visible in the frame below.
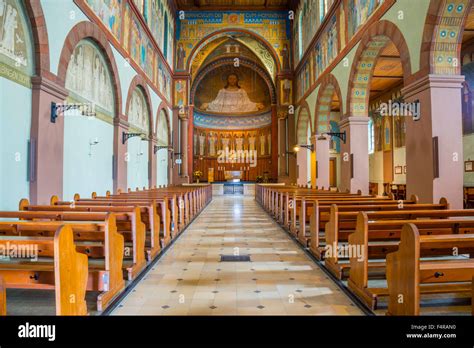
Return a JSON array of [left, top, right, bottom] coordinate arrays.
[[212, 182, 255, 196], [224, 170, 242, 182]]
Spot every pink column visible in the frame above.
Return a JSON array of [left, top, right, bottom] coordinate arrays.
[[402, 75, 464, 208], [315, 135, 330, 189], [30, 76, 68, 204], [113, 116, 128, 193], [296, 150, 308, 186], [278, 112, 288, 177], [338, 117, 369, 194], [149, 136, 157, 188]]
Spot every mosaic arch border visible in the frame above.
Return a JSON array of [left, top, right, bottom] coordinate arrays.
[[57, 21, 122, 116], [346, 20, 412, 118], [314, 73, 343, 134], [125, 75, 154, 135], [190, 57, 278, 105], [155, 103, 171, 145], [185, 28, 282, 75], [296, 101, 313, 145], [420, 0, 472, 76]]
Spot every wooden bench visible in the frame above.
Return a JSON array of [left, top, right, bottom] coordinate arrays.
[[386, 223, 474, 315], [14, 204, 146, 281], [0, 215, 124, 312], [294, 195, 422, 249], [347, 213, 474, 310], [68, 196, 173, 247], [313, 200, 448, 261], [0, 276, 5, 315], [0, 224, 88, 315]]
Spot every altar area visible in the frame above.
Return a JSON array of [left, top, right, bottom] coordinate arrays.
[[211, 182, 255, 196]]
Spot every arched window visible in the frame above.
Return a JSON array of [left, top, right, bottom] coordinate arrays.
[[298, 11, 304, 59], [163, 12, 169, 61], [319, 0, 325, 22], [368, 118, 375, 154]]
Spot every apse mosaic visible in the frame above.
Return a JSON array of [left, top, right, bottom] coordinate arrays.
[[193, 128, 272, 157], [175, 11, 290, 73], [65, 40, 115, 115], [194, 65, 271, 114], [193, 111, 272, 131], [0, 0, 34, 84], [128, 87, 150, 133]]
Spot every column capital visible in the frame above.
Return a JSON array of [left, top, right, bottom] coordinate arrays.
[[114, 115, 129, 128], [31, 75, 68, 100], [338, 116, 369, 128], [402, 74, 465, 100]]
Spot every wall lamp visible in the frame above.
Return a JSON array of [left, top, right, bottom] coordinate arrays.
[[293, 144, 314, 153], [51, 102, 96, 123], [319, 131, 347, 144], [122, 132, 147, 144]]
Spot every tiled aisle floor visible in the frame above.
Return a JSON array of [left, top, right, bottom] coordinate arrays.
[[112, 196, 363, 315]]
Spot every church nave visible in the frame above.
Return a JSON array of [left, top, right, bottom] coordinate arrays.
[[112, 196, 363, 316]]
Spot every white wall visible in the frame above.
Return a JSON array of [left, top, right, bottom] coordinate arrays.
[[0, 79, 31, 210]]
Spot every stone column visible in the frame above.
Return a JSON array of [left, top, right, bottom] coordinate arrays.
[[339, 116, 369, 194], [30, 76, 68, 204], [180, 115, 189, 180], [402, 74, 464, 208], [149, 136, 157, 188], [113, 116, 128, 193], [278, 112, 288, 177], [315, 135, 330, 189]]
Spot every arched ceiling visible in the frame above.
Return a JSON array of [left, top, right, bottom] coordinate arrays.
[[190, 32, 277, 81]]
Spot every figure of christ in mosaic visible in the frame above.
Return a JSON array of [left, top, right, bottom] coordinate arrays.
[[201, 74, 265, 113]]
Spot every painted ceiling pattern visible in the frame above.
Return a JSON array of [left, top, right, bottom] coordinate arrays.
[[432, 0, 470, 74], [176, 11, 290, 73]]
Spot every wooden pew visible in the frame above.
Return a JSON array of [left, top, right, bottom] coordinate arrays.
[[0, 276, 6, 315], [314, 200, 448, 261], [0, 215, 124, 312], [386, 223, 474, 315], [68, 196, 173, 247], [346, 213, 474, 310], [0, 225, 88, 315], [2, 207, 146, 281], [295, 195, 422, 249], [24, 199, 161, 262]]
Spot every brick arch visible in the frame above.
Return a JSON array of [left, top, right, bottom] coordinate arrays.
[[296, 101, 312, 144], [155, 103, 171, 145], [420, 0, 472, 75], [315, 74, 343, 134], [57, 21, 122, 117], [125, 75, 154, 135], [346, 20, 412, 118], [24, 0, 50, 77]]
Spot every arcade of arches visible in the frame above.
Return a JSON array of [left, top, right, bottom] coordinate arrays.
[[1, 0, 474, 317]]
